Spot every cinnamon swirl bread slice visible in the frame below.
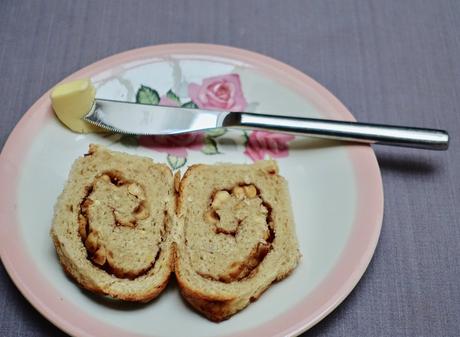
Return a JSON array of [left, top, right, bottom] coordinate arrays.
[[51, 145, 175, 302], [175, 161, 301, 321]]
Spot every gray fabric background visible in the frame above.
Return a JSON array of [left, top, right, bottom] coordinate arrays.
[[1, 0, 459, 336]]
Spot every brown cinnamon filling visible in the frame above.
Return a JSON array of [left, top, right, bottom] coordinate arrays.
[[78, 170, 164, 280]]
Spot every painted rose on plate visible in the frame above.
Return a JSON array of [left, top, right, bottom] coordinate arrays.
[[121, 73, 294, 169], [188, 74, 247, 111], [244, 131, 295, 161]]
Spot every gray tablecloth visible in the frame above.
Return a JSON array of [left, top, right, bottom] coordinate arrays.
[[1, 0, 459, 336]]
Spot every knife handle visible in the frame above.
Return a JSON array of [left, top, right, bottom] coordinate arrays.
[[222, 112, 449, 150]]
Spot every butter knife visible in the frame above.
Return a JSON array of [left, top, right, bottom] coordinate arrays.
[[84, 98, 449, 150]]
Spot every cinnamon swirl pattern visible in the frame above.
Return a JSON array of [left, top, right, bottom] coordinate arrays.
[[51, 145, 174, 302], [194, 184, 274, 283], [175, 161, 300, 321]]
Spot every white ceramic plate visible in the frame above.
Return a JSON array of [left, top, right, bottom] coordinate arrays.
[[0, 44, 383, 337]]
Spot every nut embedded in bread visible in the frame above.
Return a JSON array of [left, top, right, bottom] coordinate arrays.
[[174, 161, 301, 321], [51, 144, 175, 302]]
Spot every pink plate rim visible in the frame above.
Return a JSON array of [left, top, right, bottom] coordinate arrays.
[[0, 43, 383, 337]]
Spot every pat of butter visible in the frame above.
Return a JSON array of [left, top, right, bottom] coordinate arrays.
[[50, 79, 103, 133]]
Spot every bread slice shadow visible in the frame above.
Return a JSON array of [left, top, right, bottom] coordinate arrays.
[[77, 274, 178, 311], [79, 289, 150, 311]]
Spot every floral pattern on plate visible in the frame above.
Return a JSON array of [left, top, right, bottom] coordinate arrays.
[[115, 73, 295, 170]]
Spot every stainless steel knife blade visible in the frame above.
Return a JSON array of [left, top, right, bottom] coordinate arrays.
[[85, 98, 230, 135]]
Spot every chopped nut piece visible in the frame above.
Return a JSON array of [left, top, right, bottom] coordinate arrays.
[[100, 174, 111, 182], [244, 185, 257, 198], [262, 229, 270, 240], [232, 186, 245, 199], [212, 190, 230, 209], [134, 203, 149, 220], [128, 183, 145, 199], [78, 214, 87, 240], [85, 231, 99, 253], [92, 245, 106, 265], [234, 201, 244, 210], [205, 210, 219, 224]]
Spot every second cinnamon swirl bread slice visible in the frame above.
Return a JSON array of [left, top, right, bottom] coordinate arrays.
[[51, 144, 175, 302], [175, 161, 301, 321]]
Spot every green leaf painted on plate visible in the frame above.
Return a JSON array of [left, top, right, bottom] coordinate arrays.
[[206, 128, 227, 138], [136, 85, 160, 105], [181, 101, 198, 109], [119, 135, 139, 147], [166, 89, 181, 105], [167, 154, 187, 170], [201, 136, 219, 155], [242, 130, 249, 146]]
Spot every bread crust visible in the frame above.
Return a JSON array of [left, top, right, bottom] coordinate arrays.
[[175, 252, 296, 321], [179, 287, 234, 322]]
